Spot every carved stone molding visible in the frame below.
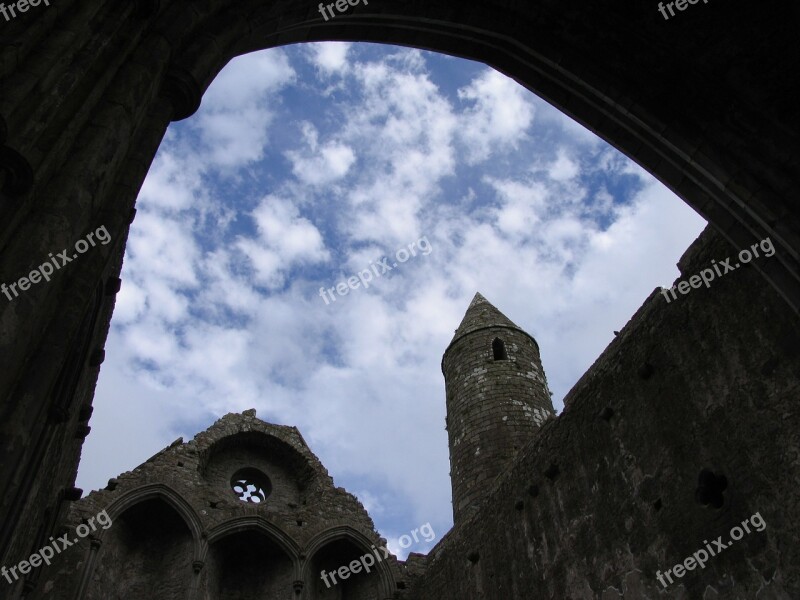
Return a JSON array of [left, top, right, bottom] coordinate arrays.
[[63, 487, 83, 502], [161, 68, 202, 122], [75, 424, 92, 439]]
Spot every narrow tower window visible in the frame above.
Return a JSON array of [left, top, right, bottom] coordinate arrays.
[[492, 338, 508, 361]]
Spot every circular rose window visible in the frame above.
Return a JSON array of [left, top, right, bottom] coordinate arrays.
[[230, 468, 272, 504]]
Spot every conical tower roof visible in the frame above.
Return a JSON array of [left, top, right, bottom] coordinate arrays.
[[450, 292, 524, 342], [442, 293, 539, 368]]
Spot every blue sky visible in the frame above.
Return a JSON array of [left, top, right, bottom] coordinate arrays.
[[76, 42, 706, 558]]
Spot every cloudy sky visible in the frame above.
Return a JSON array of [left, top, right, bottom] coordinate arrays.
[[76, 42, 706, 558]]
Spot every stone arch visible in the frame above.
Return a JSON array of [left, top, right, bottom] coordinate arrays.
[[0, 0, 798, 577], [138, 2, 800, 313], [203, 516, 301, 565], [97, 483, 204, 557], [202, 517, 301, 599], [301, 525, 396, 600], [199, 430, 320, 509], [2, 1, 793, 310], [79, 486, 201, 600]]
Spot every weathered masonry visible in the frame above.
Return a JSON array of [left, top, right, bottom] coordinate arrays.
[[1, 0, 799, 597], [17, 265, 800, 598]]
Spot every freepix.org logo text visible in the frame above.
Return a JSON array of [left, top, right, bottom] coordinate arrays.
[[1, 225, 112, 303], [2, 509, 113, 585], [1, 0, 50, 23], [318, 236, 432, 305]]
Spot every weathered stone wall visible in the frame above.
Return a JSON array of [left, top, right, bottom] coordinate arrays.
[[204, 443, 303, 510], [310, 540, 386, 600], [86, 499, 194, 600], [25, 413, 408, 600], [2, 0, 799, 581], [12, 226, 800, 599], [409, 226, 800, 599], [203, 532, 295, 600]]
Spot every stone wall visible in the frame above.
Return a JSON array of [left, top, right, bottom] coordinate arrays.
[[409, 226, 800, 599], [24, 413, 409, 600], [11, 226, 800, 599], [203, 532, 295, 600], [86, 499, 194, 600], [2, 0, 799, 580], [204, 441, 304, 511]]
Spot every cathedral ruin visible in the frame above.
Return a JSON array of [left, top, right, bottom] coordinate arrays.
[[7, 267, 800, 598], [1, 0, 799, 598]]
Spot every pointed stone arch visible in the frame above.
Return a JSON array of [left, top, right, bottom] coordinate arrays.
[[75, 484, 203, 599], [97, 483, 204, 555], [301, 525, 396, 600], [204, 515, 301, 565], [203, 517, 302, 599]]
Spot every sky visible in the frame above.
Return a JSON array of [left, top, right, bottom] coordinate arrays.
[[76, 41, 707, 558]]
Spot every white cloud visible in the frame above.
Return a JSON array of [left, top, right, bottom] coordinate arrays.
[[194, 50, 295, 169], [308, 41, 352, 74], [548, 149, 580, 181], [203, 50, 296, 110], [288, 125, 357, 186], [486, 178, 548, 238], [124, 319, 182, 366], [113, 279, 147, 324], [322, 61, 457, 246], [198, 248, 263, 315], [237, 196, 330, 288], [136, 150, 205, 212], [457, 69, 535, 162], [77, 341, 195, 494]]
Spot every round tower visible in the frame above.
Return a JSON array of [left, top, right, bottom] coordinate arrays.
[[442, 292, 555, 524]]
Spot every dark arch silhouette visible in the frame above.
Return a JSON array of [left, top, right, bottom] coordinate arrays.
[[0, 0, 798, 576], [79, 492, 197, 600], [301, 525, 396, 599]]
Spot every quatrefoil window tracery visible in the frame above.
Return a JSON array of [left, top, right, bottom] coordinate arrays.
[[230, 468, 272, 504]]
